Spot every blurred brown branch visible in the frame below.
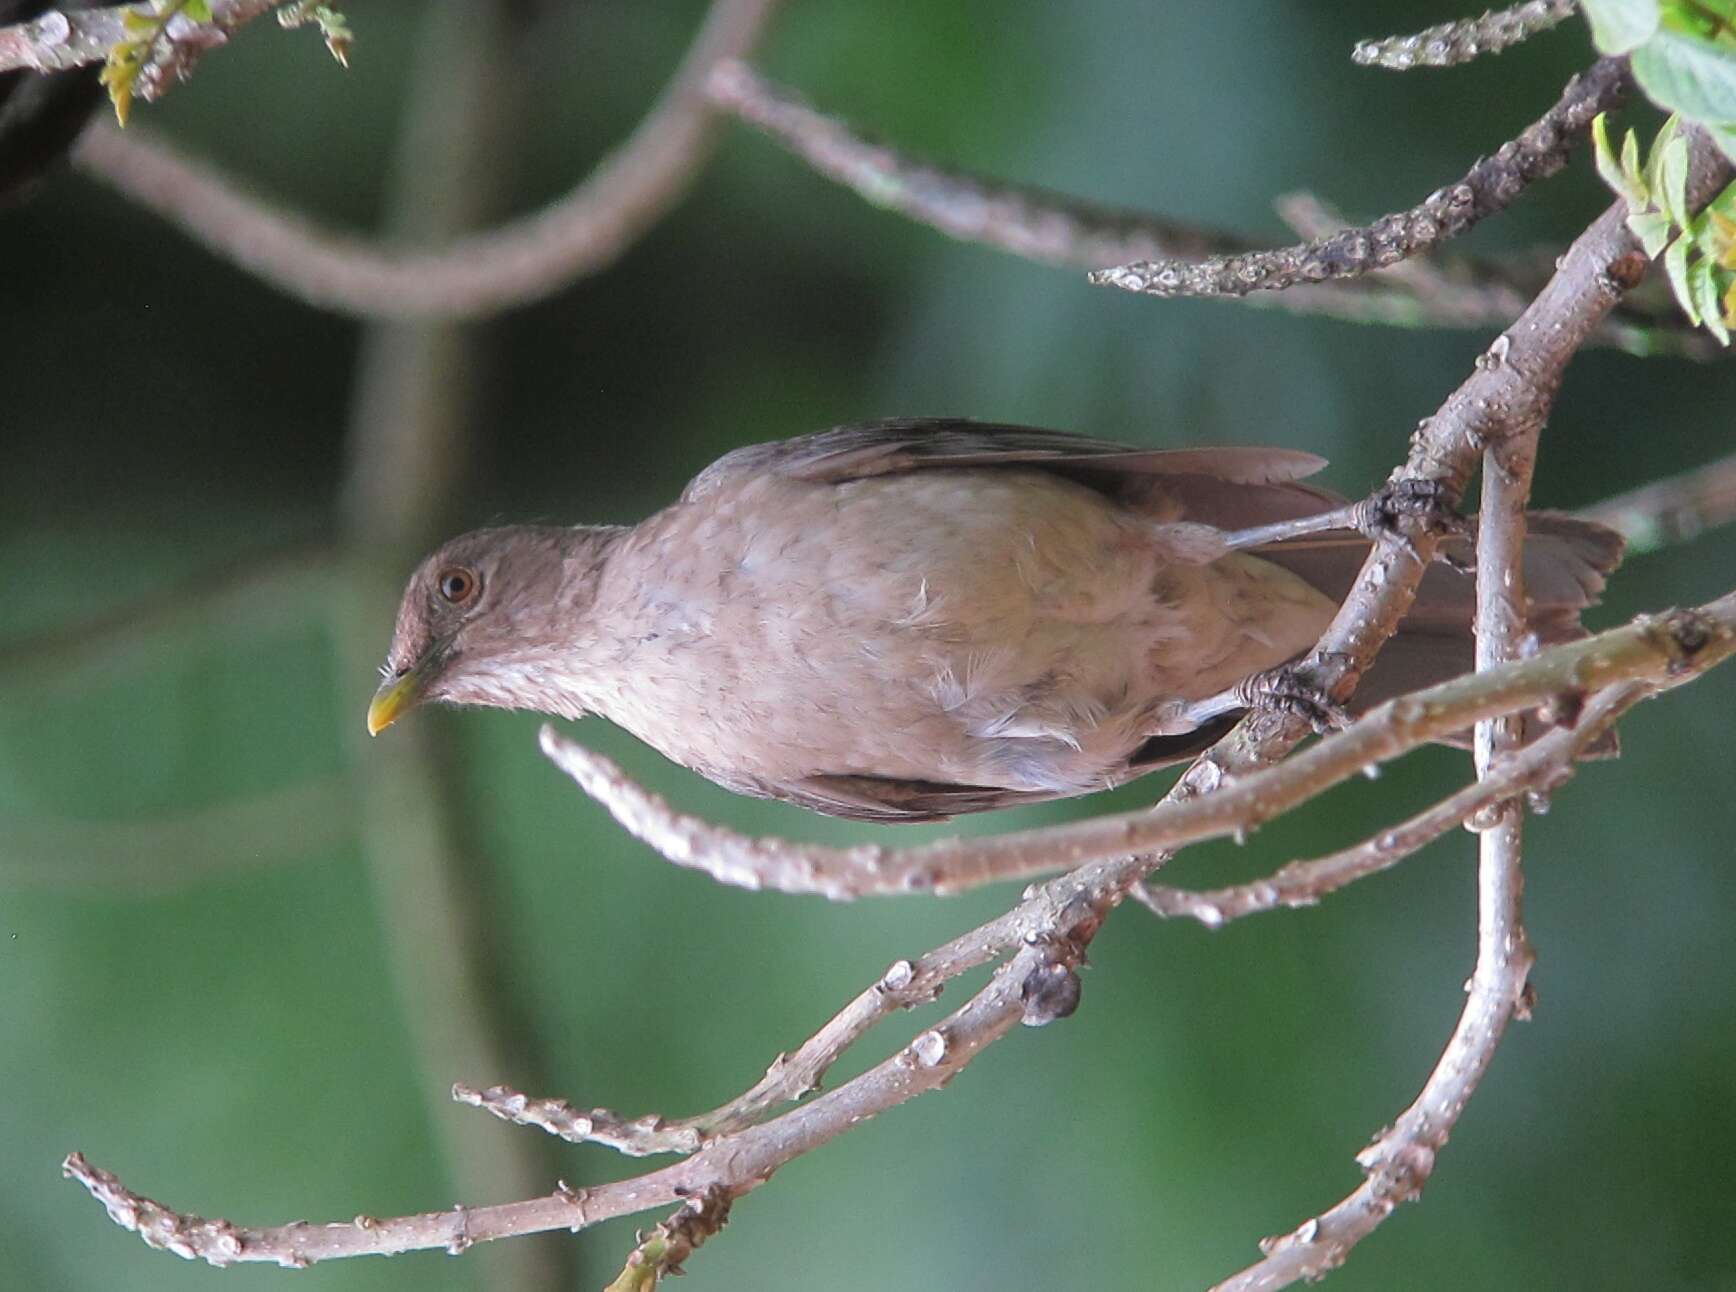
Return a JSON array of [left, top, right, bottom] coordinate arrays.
[[69, 0, 784, 318], [1578, 447, 1736, 552]]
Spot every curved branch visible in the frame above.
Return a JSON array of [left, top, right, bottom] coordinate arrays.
[[707, 59, 1589, 335], [71, 0, 784, 319], [1137, 682, 1643, 926], [540, 594, 1735, 900], [1090, 57, 1628, 300]]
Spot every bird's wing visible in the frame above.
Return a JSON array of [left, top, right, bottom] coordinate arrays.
[[732, 722, 1240, 824], [681, 418, 1334, 512], [750, 772, 1048, 824]]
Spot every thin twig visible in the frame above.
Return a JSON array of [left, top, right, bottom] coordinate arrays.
[[1211, 181, 1571, 1292], [1577, 447, 1736, 553], [1136, 682, 1643, 926], [1274, 191, 1724, 359], [1090, 57, 1627, 300], [0, 539, 332, 684], [455, 898, 1032, 1156], [540, 593, 1736, 900], [71, 0, 784, 318], [707, 59, 1576, 334], [1353, 0, 1580, 70], [0, 775, 352, 892], [60, 849, 1133, 1265]]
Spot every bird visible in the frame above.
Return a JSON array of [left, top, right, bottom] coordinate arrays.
[[368, 418, 1622, 822]]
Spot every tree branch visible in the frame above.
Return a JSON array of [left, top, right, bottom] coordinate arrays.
[[1577, 447, 1736, 553], [539, 593, 1736, 900], [707, 59, 1622, 336], [1352, 0, 1580, 71], [0, 0, 286, 75], [69, 0, 784, 319], [1136, 681, 1644, 926], [1090, 57, 1628, 300]]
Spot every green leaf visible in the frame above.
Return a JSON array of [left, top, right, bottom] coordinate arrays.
[[1658, 132, 1691, 226], [1632, 28, 1736, 123], [1621, 124, 1647, 199], [1593, 114, 1647, 203], [1664, 233, 1698, 320], [1687, 255, 1731, 341], [1705, 121, 1736, 165], [184, 0, 212, 20], [1630, 209, 1675, 257], [1643, 115, 1679, 194], [1582, 0, 1662, 53]]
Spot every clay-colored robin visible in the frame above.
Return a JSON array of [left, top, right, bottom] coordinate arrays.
[[369, 419, 1620, 821]]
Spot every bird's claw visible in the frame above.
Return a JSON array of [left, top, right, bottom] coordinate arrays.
[[1235, 665, 1351, 735], [1351, 477, 1468, 564]]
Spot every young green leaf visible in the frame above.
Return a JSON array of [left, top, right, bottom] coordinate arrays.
[[1582, 0, 1663, 53], [1593, 114, 1650, 204], [1664, 232, 1698, 319], [1658, 131, 1692, 226], [1687, 255, 1731, 341], [1631, 28, 1736, 123], [1631, 208, 1676, 256]]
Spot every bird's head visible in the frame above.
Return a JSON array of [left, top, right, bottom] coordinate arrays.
[[366, 524, 611, 735]]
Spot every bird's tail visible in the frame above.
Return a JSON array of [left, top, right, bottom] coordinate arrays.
[[1260, 512, 1625, 735]]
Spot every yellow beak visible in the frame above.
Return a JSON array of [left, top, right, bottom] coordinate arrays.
[[367, 668, 426, 736]]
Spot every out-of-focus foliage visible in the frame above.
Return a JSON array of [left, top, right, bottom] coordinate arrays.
[[4, 4, 1736, 1291], [1582, 0, 1736, 160]]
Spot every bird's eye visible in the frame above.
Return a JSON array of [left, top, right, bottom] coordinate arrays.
[[437, 566, 479, 605]]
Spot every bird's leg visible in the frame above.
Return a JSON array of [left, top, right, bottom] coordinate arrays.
[[1217, 477, 1469, 564], [1170, 664, 1351, 735]]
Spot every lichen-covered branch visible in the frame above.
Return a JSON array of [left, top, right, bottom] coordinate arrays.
[[70, 0, 784, 318], [1352, 0, 1579, 71], [1090, 57, 1627, 300]]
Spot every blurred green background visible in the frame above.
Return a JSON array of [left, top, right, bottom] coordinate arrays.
[[5, 2, 1736, 1289]]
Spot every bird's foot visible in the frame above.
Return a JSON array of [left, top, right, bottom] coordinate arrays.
[[1351, 477, 1469, 565], [1234, 665, 1350, 735]]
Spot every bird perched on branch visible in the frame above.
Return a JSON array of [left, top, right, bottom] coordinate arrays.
[[369, 419, 1621, 822]]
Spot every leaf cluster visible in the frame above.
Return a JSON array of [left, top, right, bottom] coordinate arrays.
[[98, 0, 212, 127], [1595, 112, 1736, 341], [1582, 0, 1736, 159]]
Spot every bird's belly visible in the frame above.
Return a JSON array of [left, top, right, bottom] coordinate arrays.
[[588, 472, 1332, 793]]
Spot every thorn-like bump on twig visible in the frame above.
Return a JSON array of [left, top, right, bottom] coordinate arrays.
[[1020, 960, 1082, 1027]]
